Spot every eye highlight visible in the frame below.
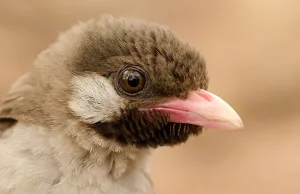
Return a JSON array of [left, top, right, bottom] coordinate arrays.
[[119, 67, 146, 94]]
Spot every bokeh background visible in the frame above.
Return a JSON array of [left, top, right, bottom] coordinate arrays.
[[1, 1, 300, 193]]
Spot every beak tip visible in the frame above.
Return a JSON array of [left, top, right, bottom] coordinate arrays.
[[230, 116, 244, 130], [235, 119, 244, 129]]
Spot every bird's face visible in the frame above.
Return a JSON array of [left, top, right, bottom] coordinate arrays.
[[64, 16, 243, 148]]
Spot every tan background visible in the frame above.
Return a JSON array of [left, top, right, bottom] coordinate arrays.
[[1, 0, 300, 193]]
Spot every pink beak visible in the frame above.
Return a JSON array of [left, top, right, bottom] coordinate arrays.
[[147, 89, 243, 130]]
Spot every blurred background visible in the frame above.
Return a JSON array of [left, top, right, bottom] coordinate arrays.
[[1, 0, 300, 193]]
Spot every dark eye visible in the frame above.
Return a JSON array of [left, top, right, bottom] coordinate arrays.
[[120, 69, 146, 94]]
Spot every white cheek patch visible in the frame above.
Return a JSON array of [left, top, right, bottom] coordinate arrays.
[[69, 75, 125, 124]]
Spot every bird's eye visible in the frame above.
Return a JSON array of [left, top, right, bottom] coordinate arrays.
[[119, 69, 146, 94]]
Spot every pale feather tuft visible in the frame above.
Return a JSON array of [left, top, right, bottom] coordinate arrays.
[[69, 74, 125, 124]]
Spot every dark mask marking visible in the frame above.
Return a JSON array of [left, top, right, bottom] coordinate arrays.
[[92, 108, 202, 148]]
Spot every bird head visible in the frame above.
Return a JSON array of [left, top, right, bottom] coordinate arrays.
[[0, 15, 243, 150]]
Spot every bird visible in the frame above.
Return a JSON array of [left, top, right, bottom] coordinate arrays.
[[0, 15, 243, 194]]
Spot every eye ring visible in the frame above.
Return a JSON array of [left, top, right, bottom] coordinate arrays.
[[115, 66, 150, 97]]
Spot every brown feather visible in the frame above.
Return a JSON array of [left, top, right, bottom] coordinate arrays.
[[0, 14, 208, 150]]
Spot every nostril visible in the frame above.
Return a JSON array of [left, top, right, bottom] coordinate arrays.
[[195, 89, 213, 102]]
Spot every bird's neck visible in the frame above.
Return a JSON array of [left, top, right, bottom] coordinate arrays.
[[54, 121, 154, 179], [8, 122, 154, 193]]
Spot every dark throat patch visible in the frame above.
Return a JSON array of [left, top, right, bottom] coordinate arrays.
[[92, 108, 202, 148]]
